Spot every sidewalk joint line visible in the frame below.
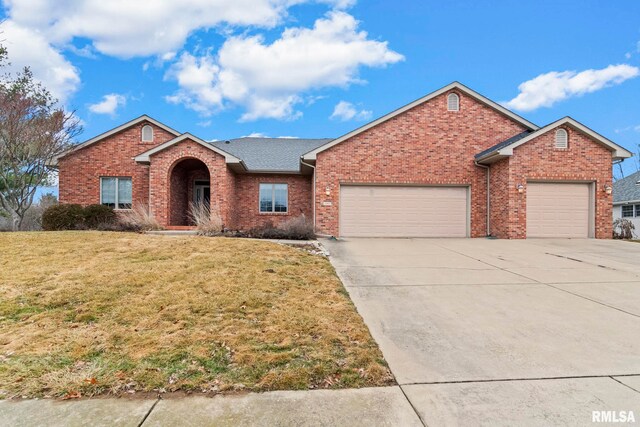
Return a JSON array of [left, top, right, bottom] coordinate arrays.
[[345, 282, 541, 288], [428, 243, 545, 284], [399, 373, 640, 386], [544, 284, 640, 319], [398, 385, 428, 427], [610, 376, 640, 394], [137, 397, 160, 427]]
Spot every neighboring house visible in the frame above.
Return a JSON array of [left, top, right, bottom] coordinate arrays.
[[613, 170, 640, 232], [54, 82, 632, 239]]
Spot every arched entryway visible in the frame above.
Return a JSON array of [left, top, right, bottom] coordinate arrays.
[[168, 158, 211, 226]]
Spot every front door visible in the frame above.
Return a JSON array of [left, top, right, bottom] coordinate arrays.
[[194, 180, 210, 209]]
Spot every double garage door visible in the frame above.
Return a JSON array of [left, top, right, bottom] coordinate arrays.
[[339, 183, 592, 238], [340, 185, 468, 237]]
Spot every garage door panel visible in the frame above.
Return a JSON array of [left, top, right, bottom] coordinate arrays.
[[340, 186, 468, 237], [526, 183, 590, 238]]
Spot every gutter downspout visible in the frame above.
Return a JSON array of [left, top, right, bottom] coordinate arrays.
[[300, 157, 316, 231], [474, 161, 491, 237]]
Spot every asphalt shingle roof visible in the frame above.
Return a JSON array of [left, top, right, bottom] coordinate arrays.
[[613, 170, 640, 203], [474, 131, 533, 159], [210, 137, 332, 172]]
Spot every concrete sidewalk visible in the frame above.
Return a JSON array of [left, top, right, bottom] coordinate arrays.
[[0, 387, 422, 427]]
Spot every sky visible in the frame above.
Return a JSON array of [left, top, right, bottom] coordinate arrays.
[[1, 0, 640, 198]]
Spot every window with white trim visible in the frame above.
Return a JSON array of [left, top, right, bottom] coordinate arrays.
[[259, 183, 288, 213], [555, 128, 568, 149], [636, 205, 640, 217], [447, 93, 459, 111], [622, 205, 634, 218], [141, 125, 154, 142], [101, 177, 132, 209]]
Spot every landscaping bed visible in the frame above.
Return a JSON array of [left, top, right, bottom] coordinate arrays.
[[0, 232, 392, 399]]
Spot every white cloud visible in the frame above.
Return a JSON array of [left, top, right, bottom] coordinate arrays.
[[505, 64, 640, 112], [614, 125, 640, 134], [0, 0, 355, 103], [164, 53, 223, 115], [3, 0, 353, 58], [330, 100, 372, 121], [88, 93, 127, 116], [0, 20, 80, 103], [66, 44, 97, 59], [165, 11, 403, 120], [241, 95, 303, 121]]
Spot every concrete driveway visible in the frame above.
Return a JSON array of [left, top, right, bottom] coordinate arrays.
[[323, 238, 640, 426]]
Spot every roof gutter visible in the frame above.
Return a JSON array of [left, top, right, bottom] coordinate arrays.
[[614, 199, 640, 205]]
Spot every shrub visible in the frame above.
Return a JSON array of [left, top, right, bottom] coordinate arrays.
[[42, 204, 85, 231], [613, 218, 635, 239], [248, 220, 287, 239], [118, 204, 162, 231], [96, 221, 141, 232], [19, 193, 59, 231], [20, 204, 46, 231], [83, 204, 117, 229], [189, 202, 223, 235], [248, 215, 315, 240], [279, 215, 315, 240]]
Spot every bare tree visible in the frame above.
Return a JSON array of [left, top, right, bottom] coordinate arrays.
[[0, 47, 81, 230]]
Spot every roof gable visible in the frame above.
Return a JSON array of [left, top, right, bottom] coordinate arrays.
[[475, 117, 633, 164], [134, 133, 244, 167], [52, 115, 180, 165], [302, 81, 539, 161]]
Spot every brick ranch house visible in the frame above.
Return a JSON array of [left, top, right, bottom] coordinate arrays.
[[54, 82, 632, 239]]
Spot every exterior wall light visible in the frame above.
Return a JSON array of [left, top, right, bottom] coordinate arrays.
[[604, 184, 612, 195], [516, 184, 524, 193], [325, 186, 331, 195]]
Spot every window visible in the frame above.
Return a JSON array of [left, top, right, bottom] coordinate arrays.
[[555, 128, 568, 149], [622, 205, 634, 218], [636, 204, 640, 217], [447, 93, 459, 111], [141, 125, 153, 142], [259, 183, 288, 213], [101, 177, 132, 209]]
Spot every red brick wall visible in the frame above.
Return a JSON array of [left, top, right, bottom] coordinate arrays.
[[488, 158, 512, 239], [314, 90, 529, 237], [58, 121, 176, 208], [504, 126, 613, 239], [59, 122, 311, 230], [233, 174, 312, 230], [147, 140, 229, 227], [225, 168, 237, 229]]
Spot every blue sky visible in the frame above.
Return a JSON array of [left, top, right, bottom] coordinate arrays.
[[2, 0, 640, 199]]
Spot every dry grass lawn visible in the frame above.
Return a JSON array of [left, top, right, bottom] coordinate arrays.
[[0, 232, 392, 398]]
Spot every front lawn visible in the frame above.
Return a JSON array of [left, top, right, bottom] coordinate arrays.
[[0, 232, 392, 398]]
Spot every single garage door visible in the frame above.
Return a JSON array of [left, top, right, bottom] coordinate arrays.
[[340, 185, 468, 237], [526, 182, 591, 238]]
